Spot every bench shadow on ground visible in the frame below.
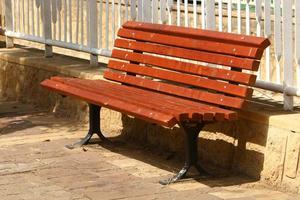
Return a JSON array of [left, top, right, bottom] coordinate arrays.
[[1, 97, 299, 188], [87, 96, 300, 188], [0, 100, 258, 188], [88, 135, 259, 187]]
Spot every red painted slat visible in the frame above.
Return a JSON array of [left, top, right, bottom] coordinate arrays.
[[50, 77, 226, 121], [108, 60, 252, 98], [114, 39, 259, 71], [112, 47, 257, 85], [122, 21, 271, 49], [41, 79, 178, 127], [117, 28, 263, 59], [103, 70, 245, 109]]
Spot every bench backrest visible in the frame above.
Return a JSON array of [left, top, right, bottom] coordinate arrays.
[[104, 21, 270, 109]]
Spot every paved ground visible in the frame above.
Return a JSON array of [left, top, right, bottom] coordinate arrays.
[[1, 101, 300, 200]]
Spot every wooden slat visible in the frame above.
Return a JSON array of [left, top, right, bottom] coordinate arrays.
[[122, 21, 271, 49], [114, 39, 260, 71], [50, 76, 236, 121], [50, 77, 218, 121], [104, 70, 245, 110], [108, 60, 253, 98], [112, 47, 257, 85], [117, 28, 264, 59], [41, 79, 177, 127]]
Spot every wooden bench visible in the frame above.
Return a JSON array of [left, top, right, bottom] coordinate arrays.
[[41, 21, 270, 184]]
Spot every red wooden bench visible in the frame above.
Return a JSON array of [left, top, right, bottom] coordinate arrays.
[[41, 21, 270, 184]]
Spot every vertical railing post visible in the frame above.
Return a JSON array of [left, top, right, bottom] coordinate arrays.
[[237, 0, 241, 34], [255, 0, 262, 37], [264, 0, 271, 82], [130, 0, 137, 21], [43, 0, 53, 57], [152, 0, 158, 23], [143, 0, 151, 22], [137, 0, 143, 21], [5, 0, 14, 48], [296, 0, 300, 88], [206, 0, 215, 30], [89, 0, 98, 67], [227, 0, 232, 32], [218, 0, 222, 31], [245, 0, 250, 35], [282, 0, 294, 110], [255, 0, 262, 79], [160, 0, 166, 24], [201, 0, 206, 29], [166, 0, 173, 25], [184, 0, 188, 27], [274, 0, 282, 84]]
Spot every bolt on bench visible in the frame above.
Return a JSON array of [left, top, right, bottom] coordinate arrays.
[[41, 21, 270, 185]]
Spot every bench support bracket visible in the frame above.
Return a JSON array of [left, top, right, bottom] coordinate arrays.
[[159, 123, 208, 185], [65, 104, 108, 149]]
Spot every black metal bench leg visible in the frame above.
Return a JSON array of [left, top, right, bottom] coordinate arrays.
[[66, 104, 108, 149], [159, 123, 209, 185]]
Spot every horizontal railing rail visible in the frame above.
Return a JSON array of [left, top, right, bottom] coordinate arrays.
[[2, 0, 300, 110]]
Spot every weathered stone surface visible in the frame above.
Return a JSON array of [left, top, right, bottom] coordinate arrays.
[[284, 134, 300, 179], [261, 127, 288, 186]]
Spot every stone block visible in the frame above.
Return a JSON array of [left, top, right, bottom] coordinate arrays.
[[261, 127, 288, 186]]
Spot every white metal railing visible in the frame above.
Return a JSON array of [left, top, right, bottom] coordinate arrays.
[[2, 0, 300, 110], [0, 0, 4, 33]]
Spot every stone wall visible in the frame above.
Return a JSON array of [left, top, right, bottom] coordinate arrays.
[[0, 47, 299, 193]]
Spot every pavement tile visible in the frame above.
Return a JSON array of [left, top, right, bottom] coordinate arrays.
[[254, 192, 300, 200], [210, 189, 254, 200], [120, 191, 224, 200], [168, 180, 210, 191]]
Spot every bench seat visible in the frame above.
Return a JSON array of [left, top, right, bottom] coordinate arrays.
[[42, 76, 237, 127]]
